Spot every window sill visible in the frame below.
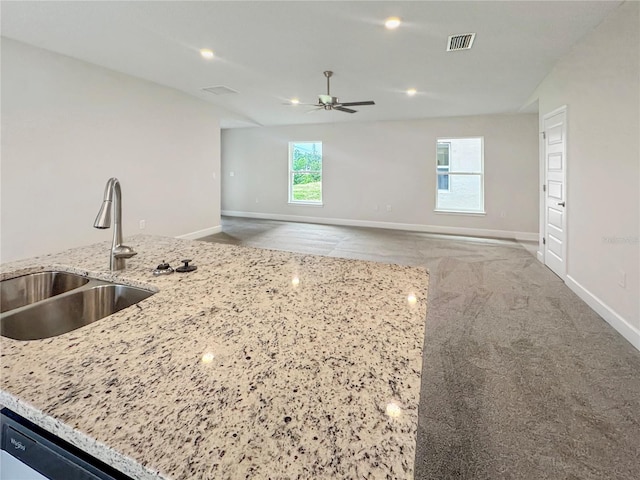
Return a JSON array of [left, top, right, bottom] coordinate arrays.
[[434, 209, 486, 217], [288, 201, 324, 207]]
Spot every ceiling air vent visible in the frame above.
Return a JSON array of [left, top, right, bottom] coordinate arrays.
[[447, 33, 476, 51], [202, 85, 238, 96]]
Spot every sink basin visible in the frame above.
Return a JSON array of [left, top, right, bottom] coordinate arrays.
[[1, 284, 154, 341], [0, 270, 155, 341], [0, 271, 90, 313]]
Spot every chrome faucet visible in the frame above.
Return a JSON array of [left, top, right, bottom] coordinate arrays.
[[93, 177, 137, 271]]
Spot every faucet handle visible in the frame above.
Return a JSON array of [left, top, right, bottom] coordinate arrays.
[[113, 244, 137, 259]]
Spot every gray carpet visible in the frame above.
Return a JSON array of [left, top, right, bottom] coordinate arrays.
[[201, 217, 640, 480]]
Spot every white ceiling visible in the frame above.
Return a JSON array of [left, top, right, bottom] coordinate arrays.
[[1, 1, 622, 128]]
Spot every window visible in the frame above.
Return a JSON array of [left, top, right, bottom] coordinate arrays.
[[289, 141, 322, 204], [437, 142, 450, 191], [435, 137, 484, 214]]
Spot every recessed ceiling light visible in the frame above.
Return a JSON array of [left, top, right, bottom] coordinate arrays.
[[290, 98, 300, 105], [385, 17, 401, 30], [406, 88, 417, 96], [200, 48, 214, 59]]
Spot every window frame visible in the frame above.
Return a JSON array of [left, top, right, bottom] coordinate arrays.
[[437, 142, 451, 192], [288, 141, 323, 206], [434, 137, 485, 215]]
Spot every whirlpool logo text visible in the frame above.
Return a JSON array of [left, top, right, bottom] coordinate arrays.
[[10, 437, 26, 451]]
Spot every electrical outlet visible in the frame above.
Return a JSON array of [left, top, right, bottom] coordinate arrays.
[[386, 205, 392, 212], [618, 270, 626, 288], [374, 204, 379, 212], [139, 220, 146, 230], [255, 197, 259, 203], [230, 171, 235, 177], [500, 211, 507, 218]]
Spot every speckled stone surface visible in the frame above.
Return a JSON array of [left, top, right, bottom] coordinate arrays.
[[1, 235, 428, 480]]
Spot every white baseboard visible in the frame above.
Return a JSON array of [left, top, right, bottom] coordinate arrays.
[[566, 275, 640, 352], [513, 232, 539, 242], [537, 251, 544, 262], [176, 225, 222, 240], [221, 210, 538, 242]]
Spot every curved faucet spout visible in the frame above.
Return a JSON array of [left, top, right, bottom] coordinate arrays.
[[93, 177, 137, 271]]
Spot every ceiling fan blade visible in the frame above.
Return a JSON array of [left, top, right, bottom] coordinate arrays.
[[335, 106, 357, 114], [338, 101, 375, 107], [305, 107, 324, 114]]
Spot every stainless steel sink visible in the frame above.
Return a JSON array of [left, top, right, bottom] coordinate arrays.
[[0, 271, 89, 313], [0, 273, 154, 341]]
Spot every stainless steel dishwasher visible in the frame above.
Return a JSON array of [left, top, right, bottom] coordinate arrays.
[[1, 408, 133, 480]]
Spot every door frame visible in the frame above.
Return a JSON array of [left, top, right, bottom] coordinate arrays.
[[541, 105, 568, 280]]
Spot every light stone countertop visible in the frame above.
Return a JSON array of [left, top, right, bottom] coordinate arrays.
[[0, 235, 428, 480]]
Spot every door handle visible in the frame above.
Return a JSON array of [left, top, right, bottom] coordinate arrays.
[[557, 202, 565, 207]]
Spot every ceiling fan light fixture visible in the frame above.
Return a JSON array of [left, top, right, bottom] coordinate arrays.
[[199, 48, 214, 59], [385, 17, 401, 30], [295, 71, 375, 114], [290, 98, 300, 105], [406, 88, 417, 96]]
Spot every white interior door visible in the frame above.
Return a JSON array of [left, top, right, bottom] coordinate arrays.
[[543, 107, 567, 278]]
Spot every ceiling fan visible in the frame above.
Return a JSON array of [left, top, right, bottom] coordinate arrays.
[[302, 71, 376, 114]]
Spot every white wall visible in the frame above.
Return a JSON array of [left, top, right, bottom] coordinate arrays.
[[1, 38, 222, 263], [533, 1, 639, 348], [221, 114, 538, 239]]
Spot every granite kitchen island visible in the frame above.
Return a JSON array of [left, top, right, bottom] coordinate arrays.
[[1, 235, 428, 480]]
